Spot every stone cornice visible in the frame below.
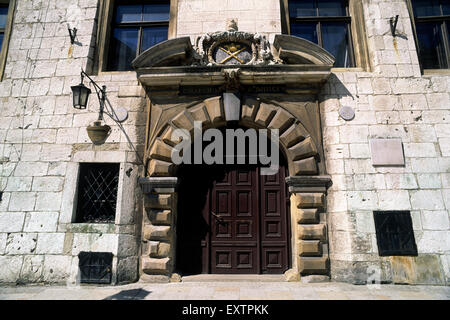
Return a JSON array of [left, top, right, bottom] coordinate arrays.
[[286, 176, 333, 193], [139, 177, 178, 194]]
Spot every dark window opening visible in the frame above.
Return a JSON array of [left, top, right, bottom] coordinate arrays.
[[0, 4, 9, 52], [75, 163, 120, 224], [287, 0, 355, 67], [411, 0, 450, 69], [107, 0, 170, 71], [373, 211, 418, 256], [78, 252, 113, 284]]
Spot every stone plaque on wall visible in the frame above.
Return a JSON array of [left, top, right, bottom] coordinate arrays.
[[369, 139, 405, 166]]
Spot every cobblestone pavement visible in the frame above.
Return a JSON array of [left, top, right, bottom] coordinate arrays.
[[0, 281, 449, 300]]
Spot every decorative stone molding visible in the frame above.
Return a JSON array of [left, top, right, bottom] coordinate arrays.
[[194, 30, 279, 66]]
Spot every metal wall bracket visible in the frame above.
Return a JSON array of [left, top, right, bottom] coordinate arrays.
[[68, 24, 78, 44], [390, 15, 399, 37]]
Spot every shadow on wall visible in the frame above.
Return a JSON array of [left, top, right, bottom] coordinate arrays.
[[103, 289, 152, 300], [320, 73, 354, 99]]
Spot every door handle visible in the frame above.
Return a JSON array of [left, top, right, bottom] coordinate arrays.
[[211, 211, 225, 223]]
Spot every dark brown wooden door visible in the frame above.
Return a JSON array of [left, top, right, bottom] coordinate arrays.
[[206, 164, 289, 274], [176, 162, 290, 275]]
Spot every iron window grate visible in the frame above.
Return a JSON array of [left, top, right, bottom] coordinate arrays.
[[76, 163, 120, 224], [78, 252, 113, 284], [373, 211, 418, 256]]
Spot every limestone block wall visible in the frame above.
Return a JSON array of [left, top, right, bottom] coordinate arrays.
[[321, 0, 450, 285], [176, 0, 282, 42], [0, 0, 145, 284]]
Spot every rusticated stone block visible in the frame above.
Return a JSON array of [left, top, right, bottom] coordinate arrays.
[[157, 242, 171, 258], [148, 159, 173, 177], [289, 137, 318, 161], [144, 194, 173, 209], [268, 109, 293, 132], [296, 193, 325, 208], [296, 208, 319, 224], [142, 257, 171, 274], [292, 157, 318, 175], [298, 256, 329, 275], [161, 125, 181, 147], [142, 241, 159, 256], [148, 210, 172, 225], [172, 110, 194, 132], [254, 103, 276, 127], [149, 139, 173, 162], [298, 224, 327, 241], [298, 240, 322, 257], [280, 123, 309, 148], [143, 225, 171, 241], [204, 96, 224, 124], [189, 104, 210, 124]]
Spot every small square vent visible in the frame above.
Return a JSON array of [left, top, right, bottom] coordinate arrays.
[[78, 252, 113, 284], [373, 211, 418, 256]]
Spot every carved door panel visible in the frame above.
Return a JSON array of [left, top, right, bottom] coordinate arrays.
[[210, 166, 259, 274], [259, 168, 289, 274]]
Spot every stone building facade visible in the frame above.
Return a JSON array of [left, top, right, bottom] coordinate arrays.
[[0, 0, 448, 286]]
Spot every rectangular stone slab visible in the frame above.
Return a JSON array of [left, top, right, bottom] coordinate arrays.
[[369, 138, 405, 166]]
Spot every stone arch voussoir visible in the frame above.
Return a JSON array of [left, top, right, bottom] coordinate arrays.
[[147, 96, 320, 177]]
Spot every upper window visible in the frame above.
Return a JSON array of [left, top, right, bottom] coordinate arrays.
[[410, 0, 450, 70], [286, 0, 355, 67], [107, 0, 170, 71], [0, 4, 8, 52], [0, 0, 15, 80]]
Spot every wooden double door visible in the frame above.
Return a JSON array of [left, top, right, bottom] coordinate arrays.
[[176, 163, 290, 275]]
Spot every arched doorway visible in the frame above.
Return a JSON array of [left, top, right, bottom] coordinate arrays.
[[176, 148, 290, 275]]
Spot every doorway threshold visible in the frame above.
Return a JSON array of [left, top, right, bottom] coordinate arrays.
[[181, 274, 286, 282]]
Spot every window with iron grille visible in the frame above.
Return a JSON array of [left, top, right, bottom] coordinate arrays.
[[107, 0, 170, 71], [409, 0, 450, 70], [75, 163, 120, 224], [373, 211, 418, 256], [78, 252, 113, 284], [286, 0, 355, 67]]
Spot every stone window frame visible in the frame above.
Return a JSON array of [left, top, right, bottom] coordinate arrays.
[[280, 0, 371, 71], [94, 0, 178, 74], [0, 0, 16, 81], [61, 157, 138, 227], [405, 0, 450, 75]]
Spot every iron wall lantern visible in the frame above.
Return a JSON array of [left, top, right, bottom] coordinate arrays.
[[71, 74, 91, 110]]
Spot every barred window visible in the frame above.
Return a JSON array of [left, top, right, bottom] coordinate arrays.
[[410, 0, 450, 70], [75, 163, 120, 224], [373, 211, 418, 256], [107, 0, 170, 71]]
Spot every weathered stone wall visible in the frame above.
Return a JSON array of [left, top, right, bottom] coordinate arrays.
[[0, 0, 448, 285], [321, 0, 449, 285], [176, 0, 282, 42], [0, 0, 144, 284]]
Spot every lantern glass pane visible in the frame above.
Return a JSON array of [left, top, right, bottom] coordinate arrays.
[[80, 86, 91, 109]]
